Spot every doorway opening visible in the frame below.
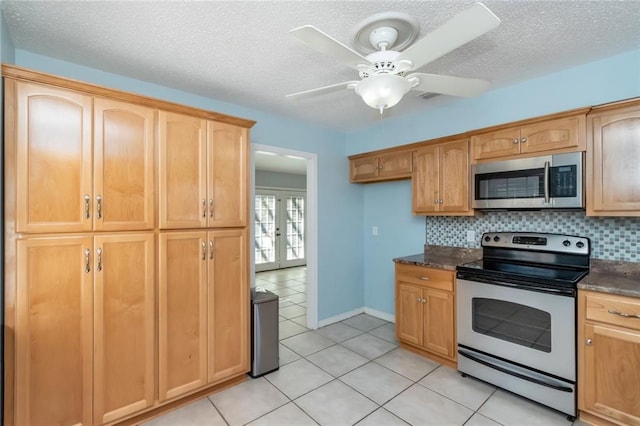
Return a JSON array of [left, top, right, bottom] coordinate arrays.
[[251, 144, 318, 329]]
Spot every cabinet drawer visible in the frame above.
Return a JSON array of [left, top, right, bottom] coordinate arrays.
[[584, 291, 640, 331], [395, 263, 454, 292]]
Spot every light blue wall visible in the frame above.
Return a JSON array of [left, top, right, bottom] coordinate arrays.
[[13, 50, 365, 322], [256, 170, 306, 189], [348, 49, 640, 317]]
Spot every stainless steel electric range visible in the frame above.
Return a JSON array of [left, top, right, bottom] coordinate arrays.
[[456, 232, 590, 419]]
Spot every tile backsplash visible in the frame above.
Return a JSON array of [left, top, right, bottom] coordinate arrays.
[[426, 211, 640, 261]]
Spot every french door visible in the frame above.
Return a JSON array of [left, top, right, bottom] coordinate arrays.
[[255, 189, 306, 272]]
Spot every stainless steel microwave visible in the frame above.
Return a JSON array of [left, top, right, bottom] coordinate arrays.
[[472, 152, 584, 210]]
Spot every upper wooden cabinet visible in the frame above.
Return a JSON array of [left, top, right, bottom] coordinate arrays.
[[159, 112, 248, 228], [471, 114, 586, 161], [578, 290, 640, 425], [93, 98, 155, 231], [587, 99, 640, 216], [350, 150, 412, 183], [412, 139, 472, 215], [11, 81, 155, 233]]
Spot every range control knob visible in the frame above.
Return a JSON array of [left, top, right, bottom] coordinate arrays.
[[484, 236, 491, 242], [576, 241, 585, 249], [493, 236, 501, 242], [563, 240, 571, 247]]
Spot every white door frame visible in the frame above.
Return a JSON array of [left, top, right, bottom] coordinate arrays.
[[251, 144, 318, 329]]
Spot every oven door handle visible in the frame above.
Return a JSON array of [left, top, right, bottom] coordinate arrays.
[[458, 348, 574, 393]]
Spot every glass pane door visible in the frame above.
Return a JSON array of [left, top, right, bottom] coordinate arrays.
[[255, 193, 277, 271], [255, 190, 306, 271]]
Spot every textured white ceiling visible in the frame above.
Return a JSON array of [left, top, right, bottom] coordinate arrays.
[[3, 1, 640, 131], [255, 151, 307, 175]]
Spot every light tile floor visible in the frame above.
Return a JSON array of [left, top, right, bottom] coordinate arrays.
[[145, 266, 586, 426]]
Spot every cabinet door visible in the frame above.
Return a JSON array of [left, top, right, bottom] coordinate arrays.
[[396, 283, 423, 346], [208, 229, 249, 383], [412, 146, 440, 213], [350, 156, 379, 182], [379, 151, 412, 178], [158, 231, 208, 401], [93, 234, 155, 424], [15, 82, 93, 233], [16, 236, 93, 426], [471, 128, 521, 160], [439, 140, 470, 213], [159, 111, 208, 229], [588, 106, 640, 214], [94, 99, 155, 231], [520, 116, 583, 155], [581, 323, 640, 425], [423, 289, 455, 359], [207, 121, 248, 227]]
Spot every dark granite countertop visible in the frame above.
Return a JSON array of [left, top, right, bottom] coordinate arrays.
[[395, 246, 640, 298], [578, 259, 640, 298], [393, 245, 482, 271]]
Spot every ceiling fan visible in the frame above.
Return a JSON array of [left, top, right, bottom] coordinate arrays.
[[286, 2, 501, 114]]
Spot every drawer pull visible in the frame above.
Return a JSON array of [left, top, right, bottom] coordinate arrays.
[[418, 276, 430, 281], [607, 309, 640, 319]]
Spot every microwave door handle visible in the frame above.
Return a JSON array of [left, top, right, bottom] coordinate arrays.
[[544, 161, 551, 204]]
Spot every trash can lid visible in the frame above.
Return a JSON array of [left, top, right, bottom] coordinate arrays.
[[251, 287, 279, 303]]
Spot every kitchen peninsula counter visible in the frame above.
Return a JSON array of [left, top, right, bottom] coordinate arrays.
[[394, 245, 481, 271]]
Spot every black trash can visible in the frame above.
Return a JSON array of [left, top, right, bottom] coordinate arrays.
[[249, 288, 279, 377]]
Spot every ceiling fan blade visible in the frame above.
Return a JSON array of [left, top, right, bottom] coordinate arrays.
[[286, 81, 359, 100], [407, 73, 490, 97], [290, 25, 372, 70], [397, 2, 500, 71]]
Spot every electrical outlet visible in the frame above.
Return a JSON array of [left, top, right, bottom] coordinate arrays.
[[466, 230, 476, 243], [372, 226, 378, 236]]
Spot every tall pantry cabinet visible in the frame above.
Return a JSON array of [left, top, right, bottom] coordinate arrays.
[[3, 65, 255, 426]]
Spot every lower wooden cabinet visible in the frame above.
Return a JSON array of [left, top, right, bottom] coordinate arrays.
[[395, 263, 456, 363], [15, 234, 155, 426], [159, 229, 248, 402], [578, 290, 640, 425]]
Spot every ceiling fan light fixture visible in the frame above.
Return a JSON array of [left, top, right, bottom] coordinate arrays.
[[355, 74, 412, 114]]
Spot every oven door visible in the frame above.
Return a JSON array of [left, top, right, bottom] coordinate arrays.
[[457, 278, 575, 381]]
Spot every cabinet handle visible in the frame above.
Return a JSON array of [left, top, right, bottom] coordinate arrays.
[[513, 138, 520, 144], [84, 195, 91, 219], [96, 195, 102, 219], [84, 248, 91, 273], [607, 308, 640, 319], [378, 165, 384, 170], [586, 338, 592, 346], [202, 199, 207, 218], [201, 240, 206, 260], [434, 199, 439, 204], [520, 137, 527, 143], [418, 276, 430, 281], [209, 199, 214, 218], [209, 240, 214, 260], [422, 298, 426, 304], [96, 248, 102, 272], [439, 199, 443, 204], [416, 297, 422, 302]]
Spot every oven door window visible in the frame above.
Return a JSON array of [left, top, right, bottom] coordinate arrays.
[[472, 298, 551, 353]]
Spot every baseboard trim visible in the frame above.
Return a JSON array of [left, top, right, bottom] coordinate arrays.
[[364, 307, 395, 323], [317, 307, 394, 327], [317, 307, 364, 327]]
